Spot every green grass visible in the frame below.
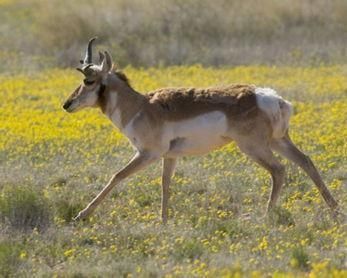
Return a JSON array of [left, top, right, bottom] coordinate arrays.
[[0, 185, 51, 232], [0, 66, 346, 276], [2, 0, 347, 71], [0, 241, 22, 277]]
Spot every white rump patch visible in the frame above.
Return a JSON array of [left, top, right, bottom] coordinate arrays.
[[255, 87, 281, 117], [255, 87, 293, 138]]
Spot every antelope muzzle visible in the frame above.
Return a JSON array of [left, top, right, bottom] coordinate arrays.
[[63, 99, 72, 110]]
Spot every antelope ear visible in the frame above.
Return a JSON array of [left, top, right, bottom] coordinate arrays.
[[101, 51, 112, 73], [104, 51, 112, 69], [98, 51, 105, 64]]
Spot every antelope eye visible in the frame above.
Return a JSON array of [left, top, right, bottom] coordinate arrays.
[[83, 79, 95, 86]]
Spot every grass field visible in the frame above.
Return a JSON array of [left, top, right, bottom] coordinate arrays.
[[0, 65, 346, 276], [2, 0, 347, 70]]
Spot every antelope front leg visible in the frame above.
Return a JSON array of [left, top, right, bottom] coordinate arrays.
[[74, 151, 159, 221], [161, 158, 177, 224]]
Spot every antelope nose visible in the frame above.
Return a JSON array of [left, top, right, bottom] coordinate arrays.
[[63, 100, 72, 110]]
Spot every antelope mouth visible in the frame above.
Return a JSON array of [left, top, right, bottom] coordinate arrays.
[[63, 100, 78, 113]]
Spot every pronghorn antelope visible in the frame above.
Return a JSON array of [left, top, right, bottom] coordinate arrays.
[[63, 38, 340, 223]]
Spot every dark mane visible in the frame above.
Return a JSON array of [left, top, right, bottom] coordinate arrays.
[[112, 66, 132, 88]]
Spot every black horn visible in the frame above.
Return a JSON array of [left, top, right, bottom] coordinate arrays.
[[81, 37, 97, 65], [76, 67, 86, 76], [76, 64, 94, 76]]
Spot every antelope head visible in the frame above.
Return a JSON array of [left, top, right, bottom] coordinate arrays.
[[63, 37, 113, 113]]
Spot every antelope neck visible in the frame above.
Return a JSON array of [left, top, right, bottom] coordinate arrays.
[[100, 80, 146, 130], [97, 83, 106, 97]]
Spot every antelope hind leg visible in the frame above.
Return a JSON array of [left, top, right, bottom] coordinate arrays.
[[237, 139, 286, 213], [271, 134, 339, 212]]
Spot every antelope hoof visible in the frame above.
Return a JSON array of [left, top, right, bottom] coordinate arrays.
[[257, 213, 268, 222], [73, 210, 89, 222]]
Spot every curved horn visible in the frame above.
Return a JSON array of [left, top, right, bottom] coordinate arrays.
[[84, 64, 93, 70], [82, 37, 97, 65], [76, 67, 86, 76], [76, 64, 94, 76]]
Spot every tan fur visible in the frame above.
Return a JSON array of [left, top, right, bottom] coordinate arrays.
[[64, 45, 340, 223], [99, 76, 146, 127], [146, 84, 257, 119]]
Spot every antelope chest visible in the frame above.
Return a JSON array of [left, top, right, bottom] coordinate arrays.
[[164, 111, 230, 157]]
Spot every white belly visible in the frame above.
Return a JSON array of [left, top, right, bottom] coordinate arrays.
[[164, 111, 230, 157]]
